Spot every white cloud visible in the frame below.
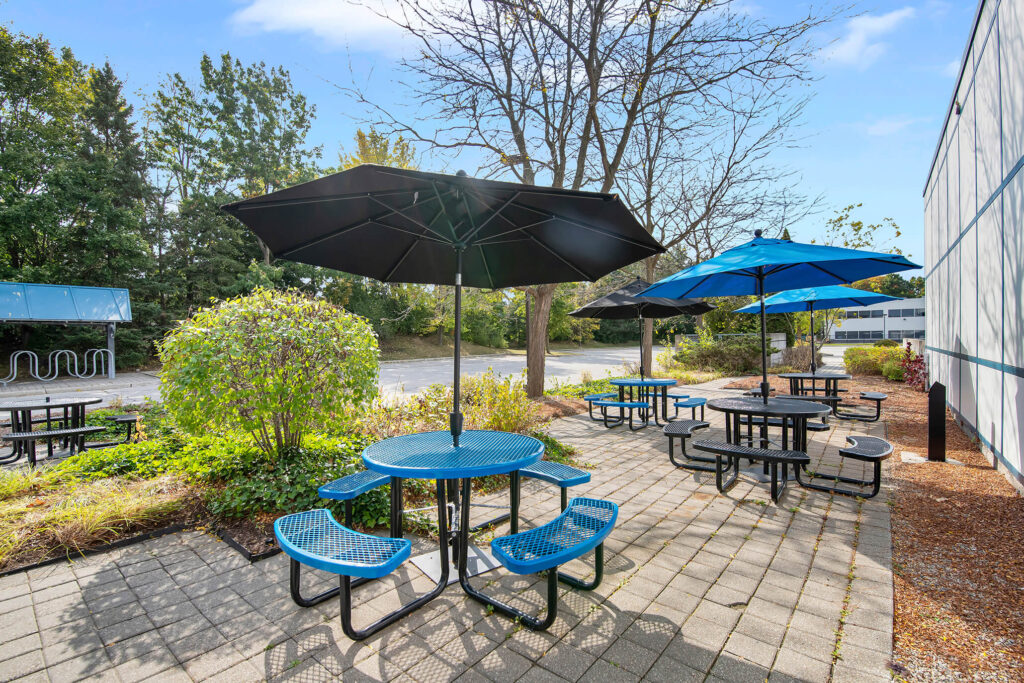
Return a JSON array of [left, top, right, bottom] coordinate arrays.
[[230, 0, 412, 52], [942, 59, 960, 77], [864, 116, 929, 137], [823, 7, 916, 70]]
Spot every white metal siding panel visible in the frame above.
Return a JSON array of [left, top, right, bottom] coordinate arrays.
[[1002, 374, 1024, 476], [1005, 173, 1024, 368], [977, 364, 1002, 456], [977, 199, 1002, 362], [960, 226, 978, 358], [937, 159, 949, 257], [976, 34, 1002, 202], [959, 94, 978, 226], [1001, 0, 1024, 175]]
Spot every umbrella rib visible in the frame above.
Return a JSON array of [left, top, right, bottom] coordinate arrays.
[[474, 217, 555, 244], [505, 200, 659, 250], [228, 188, 419, 211], [478, 247, 496, 290], [367, 196, 453, 244], [461, 191, 520, 244], [278, 192, 454, 257], [383, 239, 419, 282], [524, 232, 596, 281]]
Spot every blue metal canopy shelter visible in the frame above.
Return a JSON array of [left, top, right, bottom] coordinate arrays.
[[0, 282, 132, 382]]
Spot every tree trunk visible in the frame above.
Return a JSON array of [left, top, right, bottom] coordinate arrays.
[[526, 284, 555, 398], [641, 255, 659, 378]]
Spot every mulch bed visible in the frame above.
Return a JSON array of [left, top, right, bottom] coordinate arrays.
[[725, 373, 1024, 680], [533, 395, 586, 420]]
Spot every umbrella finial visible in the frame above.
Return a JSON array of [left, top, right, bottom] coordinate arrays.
[[754, 229, 763, 238], [456, 169, 468, 177]]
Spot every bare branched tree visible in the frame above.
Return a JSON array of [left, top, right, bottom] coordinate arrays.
[[346, 0, 838, 395]]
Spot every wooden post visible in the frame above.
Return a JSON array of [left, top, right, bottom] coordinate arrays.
[[928, 381, 946, 462]]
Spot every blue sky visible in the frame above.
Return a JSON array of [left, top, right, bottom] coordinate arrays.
[[4, 1, 978, 265]]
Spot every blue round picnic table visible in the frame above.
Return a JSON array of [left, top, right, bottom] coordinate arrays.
[[363, 430, 544, 600], [609, 377, 677, 425]]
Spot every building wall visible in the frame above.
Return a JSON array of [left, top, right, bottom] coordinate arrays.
[[923, 0, 1024, 490], [831, 297, 926, 342]]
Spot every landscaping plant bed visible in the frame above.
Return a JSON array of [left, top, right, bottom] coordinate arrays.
[[726, 372, 1024, 680]]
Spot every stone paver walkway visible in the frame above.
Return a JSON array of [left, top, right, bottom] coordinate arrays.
[[0, 404, 894, 682]]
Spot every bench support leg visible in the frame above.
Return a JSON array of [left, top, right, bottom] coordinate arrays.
[[337, 480, 451, 641], [715, 455, 739, 493], [668, 437, 716, 472], [556, 544, 604, 590], [795, 460, 883, 499]]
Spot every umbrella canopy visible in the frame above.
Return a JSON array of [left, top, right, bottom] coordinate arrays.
[[223, 165, 665, 444], [640, 231, 919, 401], [735, 285, 902, 373], [569, 278, 714, 377]]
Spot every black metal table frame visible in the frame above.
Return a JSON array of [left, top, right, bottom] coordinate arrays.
[[1, 400, 94, 464], [615, 384, 672, 425]]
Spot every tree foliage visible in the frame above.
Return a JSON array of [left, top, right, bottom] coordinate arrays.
[[158, 288, 379, 457]]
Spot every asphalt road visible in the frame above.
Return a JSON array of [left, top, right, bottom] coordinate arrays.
[[0, 346, 641, 407]]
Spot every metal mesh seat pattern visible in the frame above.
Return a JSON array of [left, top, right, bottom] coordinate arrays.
[[520, 460, 590, 488], [840, 436, 893, 459], [663, 420, 708, 436], [362, 430, 543, 478], [318, 470, 390, 501], [274, 509, 410, 579], [693, 440, 810, 465], [860, 392, 888, 400], [2, 426, 104, 441], [583, 393, 616, 401], [491, 498, 617, 574], [674, 398, 706, 407]]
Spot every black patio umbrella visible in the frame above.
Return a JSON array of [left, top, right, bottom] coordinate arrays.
[[569, 278, 714, 378], [222, 164, 665, 445]]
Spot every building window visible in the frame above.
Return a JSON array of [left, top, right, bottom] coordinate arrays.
[[871, 310, 884, 318]]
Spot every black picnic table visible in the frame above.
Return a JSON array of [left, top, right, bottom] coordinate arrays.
[[0, 396, 102, 464]]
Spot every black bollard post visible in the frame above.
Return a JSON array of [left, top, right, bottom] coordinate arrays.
[[928, 382, 946, 462]]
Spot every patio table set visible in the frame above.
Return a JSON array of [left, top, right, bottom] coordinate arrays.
[[211, 164, 919, 640]]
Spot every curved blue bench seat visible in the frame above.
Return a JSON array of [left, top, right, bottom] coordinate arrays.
[[464, 498, 617, 631], [275, 509, 409, 579], [584, 392, 619, 422], [592, 400, 650, 431], [673, 397, 706, 421], [274, 481, 453, 641], [318, 471, 390, 501], [491, 498, 616, 574], [520, 461, 590, 488]]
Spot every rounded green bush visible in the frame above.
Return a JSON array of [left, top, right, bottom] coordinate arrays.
[[158, 288, 379, 457]]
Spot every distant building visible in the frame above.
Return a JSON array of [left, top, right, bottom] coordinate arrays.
[[831, 297, 926, 342], [923, 0, 1022, 490]]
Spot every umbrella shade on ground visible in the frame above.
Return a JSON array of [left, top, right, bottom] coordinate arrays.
[[223, 164, 665, 444], [569, 278, 714, 377], [639, 230, 919, 401], [735, 285, 901, 373]]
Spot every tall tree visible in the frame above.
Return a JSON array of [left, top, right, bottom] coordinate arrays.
[[353, 0, 835, 395], [339, 127, 417, 169]]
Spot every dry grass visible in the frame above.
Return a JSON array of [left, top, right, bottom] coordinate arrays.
[[0, 474, 192, 571]]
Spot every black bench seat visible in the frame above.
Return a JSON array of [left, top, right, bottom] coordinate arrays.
[[795, 435, 893, 499], [835, 392, 887, 422], [693, 440, 810, 503], [2, 426, 105, 466], [663, 420, 711, 470]]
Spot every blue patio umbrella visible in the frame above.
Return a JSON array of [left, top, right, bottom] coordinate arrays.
[[734, 285, 901, 374], [640, 230, 919, 401]]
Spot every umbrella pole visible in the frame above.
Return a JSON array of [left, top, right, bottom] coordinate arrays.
[[758, 268, 770, 405], [809, 302, 817, 375], [451, 250, 464, 447]]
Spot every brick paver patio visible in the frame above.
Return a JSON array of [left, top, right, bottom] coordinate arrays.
[[0, 398, 895, 682]]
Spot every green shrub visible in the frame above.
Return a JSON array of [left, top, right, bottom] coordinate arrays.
[[158, 288, 379, 458], [843, 346, 903, 375], [881, 358, 905, 381], [674, 333, 776, 374], [874, 339, 899, 347]]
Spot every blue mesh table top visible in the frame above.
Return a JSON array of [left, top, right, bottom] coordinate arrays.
[[362, 430, 544, 479], [608, 378, 677, 387]]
